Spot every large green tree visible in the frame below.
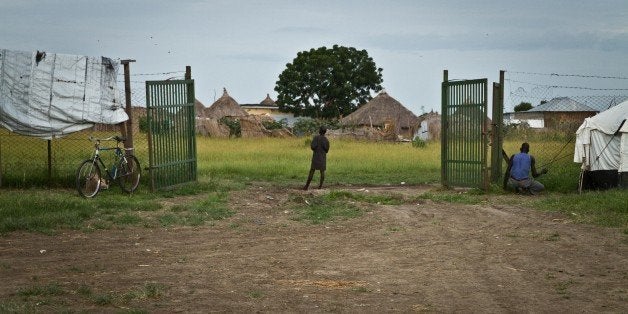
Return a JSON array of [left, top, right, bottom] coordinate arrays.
[[275, 45, 383, 119]]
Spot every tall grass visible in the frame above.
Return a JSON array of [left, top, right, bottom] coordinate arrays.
[[196, 137, 441, 186], [0, 136, 625, 234]]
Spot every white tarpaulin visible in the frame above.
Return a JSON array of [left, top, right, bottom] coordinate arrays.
[[574, 100, 628, 171], [0, 49, 128, 139]]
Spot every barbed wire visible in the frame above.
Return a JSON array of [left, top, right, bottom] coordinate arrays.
[[117, 76, 186, 84], [507, 71, 628, 80], [117, 71, 185, 77], [505, 79, 628, 91]]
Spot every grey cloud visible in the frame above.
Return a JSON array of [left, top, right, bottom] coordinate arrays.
[[365, 30, 628, 52], [218, 52, 285, 63], [273, 26, 328, 34]]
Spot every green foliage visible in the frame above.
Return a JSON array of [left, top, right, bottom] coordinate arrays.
[[138, 116, 149, 133], [530, 189, 628, 227], [219, 117, 241, 137], [412, 138, 427, 148], [292, 118, 322, 136], [514, 102, 533, 112], [291, 118, 339, 136], [161, 192, 233, 227], [18, 283, 65, 297], [290, 193, 364, 224], [262, 118, 287, 130], [275, 45, 383, 119]]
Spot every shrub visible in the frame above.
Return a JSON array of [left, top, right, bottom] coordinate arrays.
[[219, 117, 241, 137], [412, 138, 427, 148], [262, 119, 287, 130]]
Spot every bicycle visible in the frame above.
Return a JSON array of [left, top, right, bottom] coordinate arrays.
[[76, 135, 141, 198]]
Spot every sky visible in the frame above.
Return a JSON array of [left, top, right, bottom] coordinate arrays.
[[1, 0, 628, 114]]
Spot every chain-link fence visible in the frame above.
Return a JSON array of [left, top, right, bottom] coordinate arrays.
[[0, 71, 185, 188], [502, 71, 628, 191]]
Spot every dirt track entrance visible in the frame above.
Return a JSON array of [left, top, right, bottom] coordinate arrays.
[[1, 184, 626, 312]]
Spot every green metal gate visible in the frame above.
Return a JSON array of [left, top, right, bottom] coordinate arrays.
[[145, 79, 197, 191], [441, 72, 489, 189]]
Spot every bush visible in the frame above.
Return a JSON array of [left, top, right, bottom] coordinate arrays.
[[291, 118, 339, 136], [219, 117, 241, 137], [262, 119, 287, 130], [412, 138, 427, 148], [292, 118, 321, 136]]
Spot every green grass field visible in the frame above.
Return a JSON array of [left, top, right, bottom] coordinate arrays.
[[0, 136, 626, 234]]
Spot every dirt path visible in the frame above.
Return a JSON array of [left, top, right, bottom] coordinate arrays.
[[1, 185, 626, 312]]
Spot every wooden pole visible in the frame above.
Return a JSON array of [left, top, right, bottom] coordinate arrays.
[[47, 139, 52, 185], [121, 59, 136, 154], [441, 70, 448, 187], [0, 135, 3, 187]]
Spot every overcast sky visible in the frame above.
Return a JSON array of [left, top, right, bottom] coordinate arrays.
[[1, 0, 628, 114]]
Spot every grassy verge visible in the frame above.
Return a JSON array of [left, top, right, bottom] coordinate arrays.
[[0, 280, 164, 313], [287, 190, 413, 224], [1, 137, 625, 234], [0, 178, 236, 235], [418, 187, 628, 231]]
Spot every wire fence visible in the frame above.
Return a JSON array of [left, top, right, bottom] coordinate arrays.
[[0, 71, 184, 188], [501, 70, 628, 191], [1, 69, 626, 190]]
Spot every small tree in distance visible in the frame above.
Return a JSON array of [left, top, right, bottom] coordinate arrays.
[[514, 102, 533, 112]]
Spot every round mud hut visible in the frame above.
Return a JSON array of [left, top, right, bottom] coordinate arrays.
[[340, 91, 418, 140]]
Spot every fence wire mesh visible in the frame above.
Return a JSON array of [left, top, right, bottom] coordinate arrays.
[[501, 71, 628, 191], [0, 71, 184, 188]]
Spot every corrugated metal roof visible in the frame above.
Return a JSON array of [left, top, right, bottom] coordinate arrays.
[[528, 97, 596, 112], [577, 96, 628, 112]]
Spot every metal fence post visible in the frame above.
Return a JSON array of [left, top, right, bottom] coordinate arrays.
[[441, 70, 448, 188], [491, 70, 505, 183]]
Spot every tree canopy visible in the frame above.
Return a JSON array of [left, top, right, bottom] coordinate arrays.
[[274, 45, 383, 119], [514, 102, 533, 112]]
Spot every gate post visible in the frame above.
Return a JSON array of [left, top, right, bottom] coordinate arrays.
[[441, 70, 449, 188], [491, 70, 505, 183], [121, 59, 136, 153]]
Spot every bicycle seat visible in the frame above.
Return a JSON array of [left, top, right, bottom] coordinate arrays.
[[114, 136, 126, 142]]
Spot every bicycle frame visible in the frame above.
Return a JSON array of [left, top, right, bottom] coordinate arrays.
[[88, 137, 128, 182], [77, 135, 141, 198]]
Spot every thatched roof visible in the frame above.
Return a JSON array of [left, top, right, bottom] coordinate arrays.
[[205, 88, 249, 119], [340, 91, 418, 129], [194, 99, 206, 117], [260, 94, 276, 107]]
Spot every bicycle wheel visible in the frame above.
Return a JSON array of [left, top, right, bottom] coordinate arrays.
[[76, 160, 101, 198], [116, 155, 141, 193]]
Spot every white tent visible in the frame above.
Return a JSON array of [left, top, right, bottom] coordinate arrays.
[[574, 100, 628, 187], [0, 49, 128, 139]]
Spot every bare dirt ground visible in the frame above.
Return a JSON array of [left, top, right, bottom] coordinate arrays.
[[1, 184, 627, 313]]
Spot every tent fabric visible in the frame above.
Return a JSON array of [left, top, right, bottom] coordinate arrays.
[[574, 100, 628, 171], [0, 49, 127, 139]]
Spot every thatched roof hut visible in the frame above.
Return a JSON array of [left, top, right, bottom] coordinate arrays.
[[205, 88, 249, 119], [340, 91, 418, 139], [195, 99, 207, 118], [259, 93, 276, 106]]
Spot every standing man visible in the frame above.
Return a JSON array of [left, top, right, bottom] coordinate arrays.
[[505, 142, 548, 194], [303, 126, 330, 190]]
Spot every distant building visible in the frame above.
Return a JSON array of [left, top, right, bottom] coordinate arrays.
[[504, 97, 598, 130], [240, 94, 296, 126], [414, 111, 441, 141]]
